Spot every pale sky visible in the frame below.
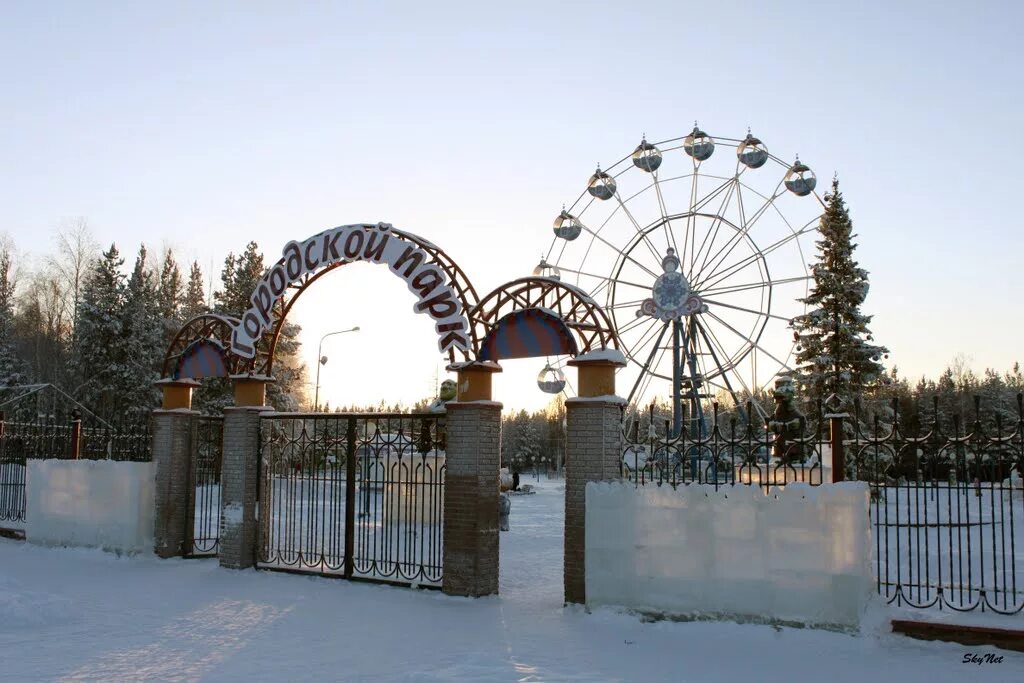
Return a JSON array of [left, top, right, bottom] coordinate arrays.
[[2, 1, 1022, 412]]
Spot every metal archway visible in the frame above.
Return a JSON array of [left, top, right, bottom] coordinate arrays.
[[256, 227, 482, 376]]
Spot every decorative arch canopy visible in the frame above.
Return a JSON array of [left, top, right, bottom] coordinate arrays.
[[162, 313, 265, 380], [478, 308, 578, 362], [471, 277, 617, 361], [175, 340, 229, 379]]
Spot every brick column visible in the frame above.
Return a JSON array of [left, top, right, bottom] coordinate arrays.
[[442, 361, 502, 597], [564, 349, 627, 604], [219, 406, 263, 570], [152, 409, 197, 558]]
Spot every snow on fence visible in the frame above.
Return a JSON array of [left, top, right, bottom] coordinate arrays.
[[26, 459, 154, 554], [585, 480, 872, 630]]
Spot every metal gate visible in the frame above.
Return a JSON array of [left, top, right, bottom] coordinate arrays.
[[187, 415, 224, 557], [257, 412, 445, 587]]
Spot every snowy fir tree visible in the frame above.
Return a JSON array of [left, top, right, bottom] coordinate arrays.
[[119, 245, 163, 413], [71, 244, 127, 414], [791, 178, 888, 410], [181, 261, 208, 320], [194, 241, 305, 413], [0, 247, 29, 386]]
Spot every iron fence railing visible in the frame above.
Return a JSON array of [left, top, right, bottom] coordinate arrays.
[[621, 397, 1024, 615], [258, 412, 444, 587], [621, 403, 826, 491], [187, 415, 223, 556], [850, 396, 1024, 615], [0, 413, 152, 530]]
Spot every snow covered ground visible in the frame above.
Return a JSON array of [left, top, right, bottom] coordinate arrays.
[[2, 478, 1022, 681]]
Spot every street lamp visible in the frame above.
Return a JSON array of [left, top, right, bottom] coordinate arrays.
[[314, 326, 360, 411]]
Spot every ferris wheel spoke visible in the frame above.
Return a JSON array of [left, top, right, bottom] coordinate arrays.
[[651, 169, 679, 256], [555, 265, 651, 293], [584, 227, 660, 280], [705, 310, 793, 372], [702, 298, 793, 323], [691, 184, 785, 287], [702, 274, 811, 297], [695, 317, 762, 415], [690, 177, 741, 281], [625, 320, 671, 405], [613, 193, 663, 263], [696, 224, 815, 293], [623, 317, 667, 362], [607, 298, 650, 311], [614, 312, 658, 339]]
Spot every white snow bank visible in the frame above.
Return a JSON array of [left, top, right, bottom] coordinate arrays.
[[585, 481, 872, 630], [26, 459, 154, 554]]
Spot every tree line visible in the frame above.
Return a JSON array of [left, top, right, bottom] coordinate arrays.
[[0, 220, 305, 419]]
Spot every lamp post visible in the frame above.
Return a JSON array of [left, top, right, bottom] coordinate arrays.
[[314, 326, 360, 411]]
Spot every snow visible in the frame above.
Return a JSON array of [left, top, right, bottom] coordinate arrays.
[[25, 459, 154, 554], [566, 394, 626, 404], [586, 481, 873, 630], [2, 478, 1023, 681], [570, 348, 627, 365]]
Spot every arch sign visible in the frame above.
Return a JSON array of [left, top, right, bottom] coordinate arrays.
[[230, 223, 471, 359]]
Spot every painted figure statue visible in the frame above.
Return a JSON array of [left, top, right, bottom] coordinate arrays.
[[768, 376, 804, 463], [428, 379, 457, 450]]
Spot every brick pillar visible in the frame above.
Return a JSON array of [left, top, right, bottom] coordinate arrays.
[[152, 409, 197, 558], [443, 362, 502, 596], [219, 406, 263, 570], [564, 349, 627, 604]]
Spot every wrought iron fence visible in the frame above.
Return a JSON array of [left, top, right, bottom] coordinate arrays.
[[621, 398, 1024, 615], [258, 412, 445, 587], [188, 415, 223, 556], [0, 413, 152, 531], [621, 403, 826, 491], [850, 396, 1024, 615]]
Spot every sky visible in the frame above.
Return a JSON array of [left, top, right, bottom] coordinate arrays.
[[2, 1, 1022, 412]]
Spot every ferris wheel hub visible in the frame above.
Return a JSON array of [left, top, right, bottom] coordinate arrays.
[[638, 247, 709, 322]]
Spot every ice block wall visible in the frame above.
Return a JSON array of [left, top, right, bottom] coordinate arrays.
[[26, 459, 155, 554], [585, 480, 872, 629]]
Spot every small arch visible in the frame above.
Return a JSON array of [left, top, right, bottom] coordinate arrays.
[[472, 277, 617, 360], [479, 308, 579, 361], [175, 340, 229, 380]]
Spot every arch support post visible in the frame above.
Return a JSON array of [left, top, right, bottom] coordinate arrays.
[[564, 350, 627, 604], [231, 374, 274, 407], [157, 378, 199, 411], [443, 361, 502, 597], [219, 406, 268, 569], [152, 406, 198, 558]]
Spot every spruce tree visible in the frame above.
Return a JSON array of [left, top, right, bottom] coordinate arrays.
[[792, 178, 888, 409], [0, 248, 29, 386], [198, 242, 305, 413], [120, 245, 162, 413], [182, 261, 207, 319], [72, 244, 126, 413]]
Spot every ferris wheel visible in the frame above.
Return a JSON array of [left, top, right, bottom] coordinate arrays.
[[537, 124, 825, 433]]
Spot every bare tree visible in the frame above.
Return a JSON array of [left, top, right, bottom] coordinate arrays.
[[49, 217, 98, 327]]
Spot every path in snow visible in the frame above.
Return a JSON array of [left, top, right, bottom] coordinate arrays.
[[1, 478, 1022, 682]]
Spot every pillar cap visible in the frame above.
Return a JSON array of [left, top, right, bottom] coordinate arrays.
[[567, 348, 627, 368], [155, 377, 201, 387], [229, 374, 277, 383], [447, 360, 502, 374], [566, 396, 626, 406]]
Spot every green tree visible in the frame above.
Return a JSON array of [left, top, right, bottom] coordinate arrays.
[[72, 244, 126, 413], [792, 178, 888, 409], [181, 261, 207, 320]]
